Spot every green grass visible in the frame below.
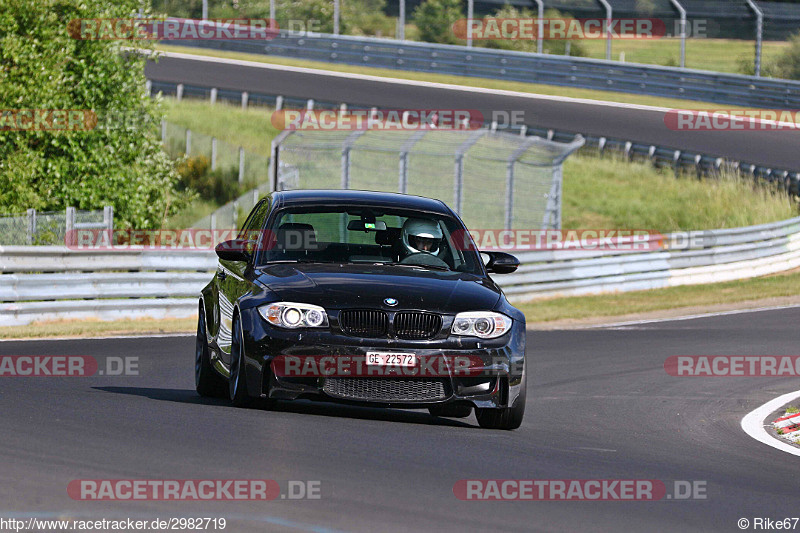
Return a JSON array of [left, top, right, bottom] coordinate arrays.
[[517, 269, 800, 323], [0, 318, 196, 339], [156, 44, 746, 110], [162, 98, 280, 155], [562, 153, 796, 231], [580, 38, 789, 73]]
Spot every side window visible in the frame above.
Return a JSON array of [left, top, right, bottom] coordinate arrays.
[[238, 199, 270, 239]]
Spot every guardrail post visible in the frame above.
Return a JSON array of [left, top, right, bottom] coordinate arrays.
[[533, 0, 543, 54], [306, 99, 314, 111], [673, 150, 682, 177], [211, 137, 217, 170], [238, 147, 245, 183], [232, 200, 239, 228], [145, 80, 151, 97], [210, 213, 217, 232], [210, 87, 217, 105], [669, 0, 687, 68], [241, 91, 249, 110], [597, 0, 612, 61], [26, 208, 35, 245], [176, 83, 184, 101], [520, 125, 527, 137], [275, 95, 283, 111], [333, 0, 340, 35], [160, 118, 166, 143], [185, 128, 191, 156], [745, 0, 763, 76], [467, 0, 474, 47], [624, 141, 633, 160], [65, 206, 75, 246], [103, 206, 114, 232], [398, 0, 406, 40], [694, 154, 703, 179], [598, 137, 607, 156]]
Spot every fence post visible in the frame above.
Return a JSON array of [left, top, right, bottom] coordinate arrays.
[[26, 208, 35, 245], [185, 128, 192, 155], [65, 206, 76, 246], [103, 206, 114, 232], [211, 137, 217, 170], [210, 87, 217, 105], [176, 83, 184, 101], [210, 213, 217, 232], [145, 80, 152, 97], [241, 91, 249, 110], [161, 118, 166, 143], [745, 0, 763, 76], [238, 147, 245, 183], [232, 201, 239, 228]]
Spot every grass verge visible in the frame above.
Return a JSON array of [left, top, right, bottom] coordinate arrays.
[[517, 269, 800, 324], [579, 38, 788, 73], [156, 43, 744, 110], [0, 318, 196, 340]]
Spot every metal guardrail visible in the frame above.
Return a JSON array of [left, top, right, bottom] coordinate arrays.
[[3, 216, 800, 324], [165, 32, 800, 109], [149, 79, 800, 193]]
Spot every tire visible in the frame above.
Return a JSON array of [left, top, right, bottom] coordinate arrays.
[[475, 371, 526, 430], [195, 306, 227, 398], [429, 404, 473, 418], [229, 314, 254, 408]]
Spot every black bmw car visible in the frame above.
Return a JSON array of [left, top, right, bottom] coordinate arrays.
[[195, 189, 527, 430]]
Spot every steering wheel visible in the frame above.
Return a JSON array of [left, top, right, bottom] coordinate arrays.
[[400, 252, 450, 269]]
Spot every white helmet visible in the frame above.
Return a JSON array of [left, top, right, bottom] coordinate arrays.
[[402, 218, 443, 255]]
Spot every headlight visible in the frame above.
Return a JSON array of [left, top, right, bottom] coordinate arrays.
[[258, 302, 329, 329], [451, 311, 512, 339]]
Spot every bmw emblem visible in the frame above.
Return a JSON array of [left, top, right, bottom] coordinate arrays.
[[384, 297, 398, 307]]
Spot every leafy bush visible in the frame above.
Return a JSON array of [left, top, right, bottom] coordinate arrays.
[[0, 0, 191, 228], [413, 0, 463, 45], [176, 155, 242, 204]]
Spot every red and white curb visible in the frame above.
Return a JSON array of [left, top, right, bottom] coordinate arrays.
[[772, 411, 800, 443], [741, 390, 800, 457]]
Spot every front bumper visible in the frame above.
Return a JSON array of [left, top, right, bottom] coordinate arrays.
[[237, 308, 526, 410]]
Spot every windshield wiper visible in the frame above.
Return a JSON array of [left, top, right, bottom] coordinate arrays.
[[383, 262, 451, 271]]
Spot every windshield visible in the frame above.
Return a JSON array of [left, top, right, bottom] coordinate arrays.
[[256, 206, 483, 275]]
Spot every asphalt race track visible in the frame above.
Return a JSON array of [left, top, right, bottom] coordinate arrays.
[[145, 54, 800, 170], [2, 308, 799, 532]]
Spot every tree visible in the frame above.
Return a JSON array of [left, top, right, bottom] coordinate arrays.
[[477, 6, 586, 57], [413, 0, 463, 45], [0, 0, 190, 228]]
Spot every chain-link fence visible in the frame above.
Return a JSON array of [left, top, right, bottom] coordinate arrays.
[[0, 207, 112, 245], [270, 128, 584, 230]]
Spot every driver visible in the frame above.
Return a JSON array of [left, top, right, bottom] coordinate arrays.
[[401, 218, 444, 258]]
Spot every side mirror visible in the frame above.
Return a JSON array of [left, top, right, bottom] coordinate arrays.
[[215, 239, 252, 262], [482, 251, 519, 274]]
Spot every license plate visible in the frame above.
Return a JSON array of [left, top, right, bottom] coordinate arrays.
[[366, 352, 417, 367]]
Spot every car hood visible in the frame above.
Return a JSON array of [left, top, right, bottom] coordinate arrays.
[[253, 263, 501, 313]]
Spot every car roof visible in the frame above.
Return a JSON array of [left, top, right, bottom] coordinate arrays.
[[271, 189, 452, 215]]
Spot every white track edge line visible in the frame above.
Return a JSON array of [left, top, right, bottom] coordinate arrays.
[[577, 303, 800, 329], [742, 389, 800, 457], [0, 332, 194, 342]]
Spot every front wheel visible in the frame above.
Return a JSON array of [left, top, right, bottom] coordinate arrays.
[[195, 306, 227, 398], [229, 315, 254, 407], [475, 371, 526, 430]]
